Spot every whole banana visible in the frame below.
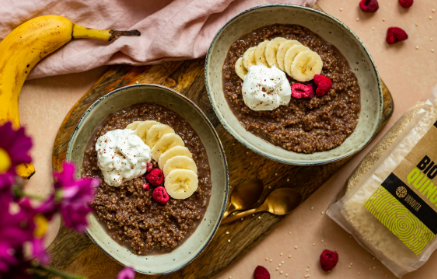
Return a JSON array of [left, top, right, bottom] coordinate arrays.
[[0, 15, 140, 179]]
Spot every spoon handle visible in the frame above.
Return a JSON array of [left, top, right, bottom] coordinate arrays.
[[221, 208, 259, 224], [223, 203, 237, 219]]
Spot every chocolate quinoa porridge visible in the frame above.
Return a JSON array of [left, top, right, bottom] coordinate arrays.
[[81, 103, 212, 255], [223, 24, 361, 153]]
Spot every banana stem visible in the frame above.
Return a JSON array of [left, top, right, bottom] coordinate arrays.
[[72, 24, 140, 41], [109, 29, 141, 41]]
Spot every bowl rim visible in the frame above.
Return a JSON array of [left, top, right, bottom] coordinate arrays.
[[66, 83, 229, 275], [204, 4, 383, 166]]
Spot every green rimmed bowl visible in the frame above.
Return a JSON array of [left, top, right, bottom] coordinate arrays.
[[66, 84, 228, 274], [205, 4, 383, 165]]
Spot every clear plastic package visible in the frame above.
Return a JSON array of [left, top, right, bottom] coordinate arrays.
[[327, 85, 437, 277]]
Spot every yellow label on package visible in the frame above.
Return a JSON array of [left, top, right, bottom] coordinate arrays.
[[364, 120, 437, 255]]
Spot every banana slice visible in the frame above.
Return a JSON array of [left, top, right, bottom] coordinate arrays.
[[126, 121, 142, 130], [151, 133, 185, 161], [235, 57, 248, 80], [158, 146, 193, 168], [165, 169, 198, 199], [127, 120, 160, 143], [242, 46, 257, 70], [283, 45, 310, 77], [265, 37, 287, 68], [163, 155, 197, 177], [276, 40, 302, 71], [145, 124, 175, 148], [254, 40, 269, 67], [289, 50, 323, 82]]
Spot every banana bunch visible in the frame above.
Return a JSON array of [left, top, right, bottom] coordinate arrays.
[[127, 121, 198, 199], [235, 37, 323, 82], [0, 15, 140, 179]]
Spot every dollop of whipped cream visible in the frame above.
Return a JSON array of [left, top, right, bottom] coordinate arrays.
[[242, 65, 291, 111], [96, 129, 151, 187]]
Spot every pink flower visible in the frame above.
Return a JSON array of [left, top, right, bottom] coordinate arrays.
[[31, 238, 49, 265], [0, 197, 35, 275], [0, 122, 32, 196], [117, 267, 135, 279], [40, 162, 100, 232], [0, 198, 34, 247], [16, 199, 50, 264], [0, 248, 31, 279], [0, 122, 32, 174], [0, 244, 18, 274], [0, 174, 14, 197]]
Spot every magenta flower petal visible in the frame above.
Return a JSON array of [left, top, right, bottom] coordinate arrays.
[[0, 173, 14, 199], [5, 127, 32, 164], [0, 122, 32, 171], [0, 244, 17, 273], [63, 178, 99, 202], [117, 267, 136, 279], [37, 195, 58, 221], [0, 199, 36, 275], [0, 248, 32, 279], [61, 205, 93, 233], [51, 162, 100, 232], [31, 238, 50, 265], [0, 199, 35, 247], [53, 162, 76, 189]]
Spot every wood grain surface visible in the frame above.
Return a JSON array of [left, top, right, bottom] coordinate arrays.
[[49, 4, 394, 279]]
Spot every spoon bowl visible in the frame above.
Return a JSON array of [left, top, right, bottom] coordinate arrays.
[[263, 188, 303, 215], [222, 187, 303, 224], [223, 178, 264, 218]]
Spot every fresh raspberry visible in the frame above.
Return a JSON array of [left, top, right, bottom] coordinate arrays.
[[320, 250, 339, 271], [254, 265, 270, 279], [314, 74, 332, 97], [291, 83, 313, 99], [152, 186, 169, 204], [145, 168, 164, 186], [386, 27, 408, 44], [146, 162, 153, 172], [399, 0, 413, 8], [359, 0, 379, 13], [143, 183, 149, 191]]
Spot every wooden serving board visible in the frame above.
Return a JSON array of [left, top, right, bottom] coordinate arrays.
[[49, 4, 394, 279]]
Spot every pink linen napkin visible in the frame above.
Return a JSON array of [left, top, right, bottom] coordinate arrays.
[[0, 0, 316, 79]]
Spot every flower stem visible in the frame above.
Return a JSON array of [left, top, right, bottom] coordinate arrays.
[[12, 185, 45, 201], [23, 192, 46, 201], [32, 264, 87, 279]]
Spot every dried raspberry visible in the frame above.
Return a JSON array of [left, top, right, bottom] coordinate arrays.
[[145, 168, 164, 186], [143, 183, 149, 191], [254, 265, 270, 279], [386, 27, 408, 44], [291, 83, 313, 99], [152, 186, 169, 204], [146, 162, 153, 172], [320, 250, 339, 271], [359, 0, 379, 13], [399, 0, 413, 8], [314, 74, 332, 97]]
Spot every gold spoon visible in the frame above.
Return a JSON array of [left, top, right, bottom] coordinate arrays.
[[222, 188, 303, 224], [223, 178, 264, 219]]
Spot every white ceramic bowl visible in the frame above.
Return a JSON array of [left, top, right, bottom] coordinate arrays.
[[205, 4, 383, 165], [66, 84, 228, 274]]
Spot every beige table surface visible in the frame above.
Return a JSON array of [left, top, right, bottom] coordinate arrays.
[[19, 0, 437, 278]]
